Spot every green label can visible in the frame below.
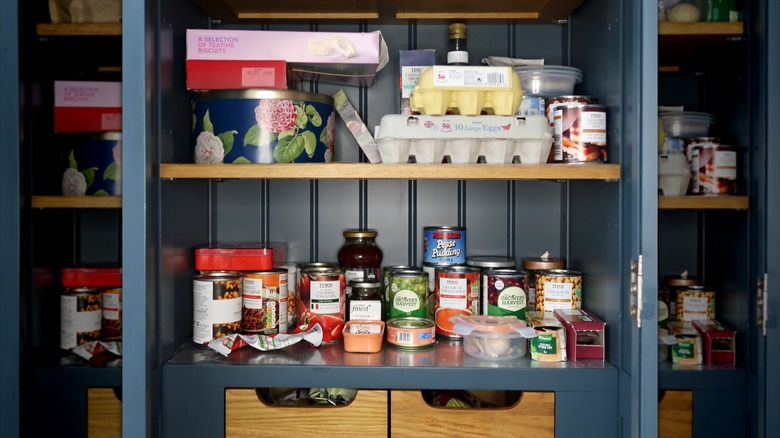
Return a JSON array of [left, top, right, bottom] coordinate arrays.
[[388, 270, 428, 319]]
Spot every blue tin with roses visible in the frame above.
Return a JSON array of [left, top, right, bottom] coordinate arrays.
[[192, 89, 335, 164], [61, 133, 121, 196]]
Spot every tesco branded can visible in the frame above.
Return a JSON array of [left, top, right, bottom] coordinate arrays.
[[434, 266, 480, 338], [466, 256, 516, 314], [60, 287, 102, 350], [279, 262, 299, 329], [298, 266, 346, 342], [101, 287, 122, 341], [553, 104, 608, 163], [535, 269, 583, 312], [192, 273, 242, 344], [545, 95, 595, 125], [423, 226, 466, 265], [242, 269, 289, 334]]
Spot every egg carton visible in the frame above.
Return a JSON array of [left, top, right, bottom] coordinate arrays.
[[410, 66, 524, 115], [376, 137, 553, 164]]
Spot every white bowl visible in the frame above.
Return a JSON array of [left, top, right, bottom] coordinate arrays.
[[659, 112, 715, 138]]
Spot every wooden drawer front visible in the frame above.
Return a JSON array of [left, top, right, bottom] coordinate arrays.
[[88, 388, 122, 438], [225, 389, 388, 438], [390, 391, 554, 438], [659, 390, 692, 438]]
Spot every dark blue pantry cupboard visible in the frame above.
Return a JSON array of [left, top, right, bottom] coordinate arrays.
[[1, 0, 778, 437]]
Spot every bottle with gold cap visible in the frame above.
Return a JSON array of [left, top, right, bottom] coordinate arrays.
[[447, 22, 468, 65]]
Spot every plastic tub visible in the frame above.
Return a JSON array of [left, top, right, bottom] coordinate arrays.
[[450, 315, 535, 360], [659, 112, 715, 138], [342, 321, 385, 353], [515, 66, 583, 97]]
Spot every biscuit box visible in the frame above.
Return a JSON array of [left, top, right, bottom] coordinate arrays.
[[692, 320, 736, 365], [526, 311, 567, 362], [185, 29, 388, 87], [668, 321, 703, 365], [553, 309, 606, 361], [54, 81, 121, 132], [186, 60, 289, 90]]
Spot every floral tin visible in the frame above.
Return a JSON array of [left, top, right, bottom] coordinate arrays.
[[191, 89, 335, 164], [61, 133, 121, 196]]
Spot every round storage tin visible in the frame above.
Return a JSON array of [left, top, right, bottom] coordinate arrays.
[[192, 89, 335, 164], [534, 269, 583, 312], [192, 273, 242, 344], [60, 133, 122, 196], [60, 287, 102, 350]]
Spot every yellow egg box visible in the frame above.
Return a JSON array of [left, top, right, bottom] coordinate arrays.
[[410, 66, 524, 116]]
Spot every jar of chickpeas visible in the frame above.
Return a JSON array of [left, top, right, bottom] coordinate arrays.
[[534, 269, 582, 312]]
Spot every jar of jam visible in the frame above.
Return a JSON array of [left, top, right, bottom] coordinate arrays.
[[338, 229, 383, 294], [522, 256, 565, 311], [347, 280, 383, 322]]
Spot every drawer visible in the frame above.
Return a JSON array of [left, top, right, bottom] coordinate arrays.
[[88, 388, 122, 438], [659, 390, 692, 438], [225, 389, 388, 438], [389, 390, 554, 438]]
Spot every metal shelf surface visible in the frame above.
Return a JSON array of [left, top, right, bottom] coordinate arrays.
[[658, 362, 745, 391]]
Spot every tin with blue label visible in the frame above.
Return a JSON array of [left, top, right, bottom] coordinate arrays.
[[423, 226, 466, 265]]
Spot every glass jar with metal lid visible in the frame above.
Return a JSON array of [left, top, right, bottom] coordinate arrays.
[[522, 256, 565, 310], [338, 229, 383, 289], [347, 280, 383, 322]]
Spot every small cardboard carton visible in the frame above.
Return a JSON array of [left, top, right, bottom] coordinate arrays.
[[185, 60, 289, 90], [54, 81, 121, 132], [399, 49, 436, 114], [692, 320, 736, 365], [553, 309, 606, 361], [185, 29, 388, 87], [668, 321, 703, 365], [526, 311, 567, 362]]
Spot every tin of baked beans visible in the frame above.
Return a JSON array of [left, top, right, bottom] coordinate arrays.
[[60, 287, 102, 350], [386, 317, 436, 349], [483, 269, 529, 320], [423, 226, 466, 265], [279, 262, 299, 330], [553, 104, 607, 163], [675, 285, 715, 322], [467, 256, 515, 314], [101, 287, 122, 341], [546, 95, 594, 125], [434, 266, 480, 338], [522, 257, 565, 311], [242, 269, 289, 334], [388, 270, 429, 319], [534, 269, 583, 312], [192, 273, 242, 345], [298, 265, 346, 342]]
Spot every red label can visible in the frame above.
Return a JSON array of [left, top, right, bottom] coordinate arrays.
[[298, 266, 346, 342], [434, 266, 480, 339]]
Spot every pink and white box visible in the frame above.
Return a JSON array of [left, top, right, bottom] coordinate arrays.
[[185, 29, 387, 87], [54, 81, 122, 133]]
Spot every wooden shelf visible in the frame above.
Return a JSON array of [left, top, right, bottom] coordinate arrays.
[[658, 195, 748, 210], [31, 196, 122, 209], [36, 23, 121, 36], [160, 162, 621, 181], [189, 0, 584, 21], [658, 21, 743, 37]]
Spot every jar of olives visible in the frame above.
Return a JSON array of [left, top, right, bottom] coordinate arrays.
[[338, 229, 383, 297]]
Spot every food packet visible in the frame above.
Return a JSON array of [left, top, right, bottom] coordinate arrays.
[[209, 323, 323, 357], [72, 340, 122, 361]]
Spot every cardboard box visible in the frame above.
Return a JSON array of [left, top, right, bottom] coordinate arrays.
[[692, 320, 736, 364], [525, 311, 567, 362], [185, 29, 387, 87], [553, 309, 606, 361], [668, 322, 703, 365], [399, 49, 436, 114], [54, 81, 121, 132], [186, 60, 288, 90]]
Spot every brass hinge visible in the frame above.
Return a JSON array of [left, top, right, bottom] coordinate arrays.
[[630, 256, 643, 328], [758, 273, 768, 337]]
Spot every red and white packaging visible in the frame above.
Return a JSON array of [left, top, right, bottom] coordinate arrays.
[[554, 309, 607, 361], [692, 320, 736, 364], [62, 267, 122, 288], [54, 81, 122, 132], [185, 60, 289, 90], [195, 242, 287, 272]]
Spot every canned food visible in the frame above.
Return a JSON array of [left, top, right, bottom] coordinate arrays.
[[388, 270, 429, 319], [60, 287, 102, 350], [698, 144, 737, 195], [386, 317, 436, 349], [522, 257, 565, 311], [658, 287, 671, 330], [545, 95, 595, 125], [423, 226, 466, 265], [665, 274, 699, 320], [193, 273, 242, 344], [298, 266, 346, 342], [279, 262, 299, 329], [101, 288, 122, 341], [242, 269, 289, 334], [553, 104, 608, 162], [483, 269, 529, 320], [467, 256, 516, 314], [434, 266, 480, 338], [535, 269, 583, 312], [676, 285, 716, 322], [383, 265, 417, 319]]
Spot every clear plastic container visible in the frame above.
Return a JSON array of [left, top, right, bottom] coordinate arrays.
[[514, 66, 583, 97], [450, 315, 535, 360], [659, 111, 715, 138]]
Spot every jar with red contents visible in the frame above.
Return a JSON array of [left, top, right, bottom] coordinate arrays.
[[338, 229, 383, 295]]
